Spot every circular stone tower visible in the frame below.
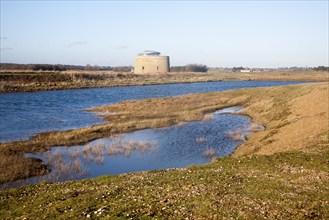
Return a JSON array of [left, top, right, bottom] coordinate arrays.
[[134, 50, 170, 74]]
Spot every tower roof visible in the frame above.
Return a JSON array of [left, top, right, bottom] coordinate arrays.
[[138, 50, 161, 56]]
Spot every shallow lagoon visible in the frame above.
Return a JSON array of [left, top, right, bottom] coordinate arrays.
[[0, 80, 303, 142], [0, 107, 265, 188]]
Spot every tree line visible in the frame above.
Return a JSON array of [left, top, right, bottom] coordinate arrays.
[[232, 67, 245, 72], [1, 63, 209, 72], [2, 63, 325, 72], [170, 64, 209, 72], [313, 66, 329, 71], [0, 63, 113, 71]]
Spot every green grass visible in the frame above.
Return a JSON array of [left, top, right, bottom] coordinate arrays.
[[1, 147, 328, 219]]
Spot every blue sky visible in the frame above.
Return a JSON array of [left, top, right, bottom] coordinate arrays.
[[0, 1, 328, 68]]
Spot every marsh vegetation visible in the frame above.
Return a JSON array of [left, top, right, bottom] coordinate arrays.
[[0, 82, 327, 183], [0, 81, 328, 218], [1, 70, 328, 93], [3, 107, 252, 187]]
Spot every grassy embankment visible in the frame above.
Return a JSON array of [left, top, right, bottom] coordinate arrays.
[[0, 70, 328, 93], [0, 82, 328, 218]]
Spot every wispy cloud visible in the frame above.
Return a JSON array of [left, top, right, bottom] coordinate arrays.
[[0, 47, 14, 51], [68, 41, 88, 47], [0, 37, 8, 40], [115, 45, 129, 50]]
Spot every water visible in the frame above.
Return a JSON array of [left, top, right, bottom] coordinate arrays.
[[2, 107, 263, 188], [0, 81, 303, 142]]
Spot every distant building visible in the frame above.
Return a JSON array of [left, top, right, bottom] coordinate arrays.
[[240, 69, 252, 73], [134, 50, 170, 74]]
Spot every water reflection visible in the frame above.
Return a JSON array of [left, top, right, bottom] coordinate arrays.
[[30, 138, 157, 181], [105, 138, 157, 157]]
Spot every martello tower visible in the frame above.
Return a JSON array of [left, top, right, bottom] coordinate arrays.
[[134, 50, 170, 74]]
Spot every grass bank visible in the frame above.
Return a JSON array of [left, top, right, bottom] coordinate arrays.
[[0, 83, 328, 218], [1, 147, 328, 219], [0, 70, 328, 93]]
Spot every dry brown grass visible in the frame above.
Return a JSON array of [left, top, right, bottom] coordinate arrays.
[[232, 83, 329, 157], [0, 155, 48, 182], [0, 82, 328, 183], [208, 70, 329, 82], [0, 70, 328, 93]]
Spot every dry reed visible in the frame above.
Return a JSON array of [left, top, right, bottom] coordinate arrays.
[[203, 148, 217, 158], [196, 135, 206, 144], [227, 129, 245, 142]]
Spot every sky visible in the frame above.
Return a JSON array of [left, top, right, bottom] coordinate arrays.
[[0, 1, 328, 68]]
